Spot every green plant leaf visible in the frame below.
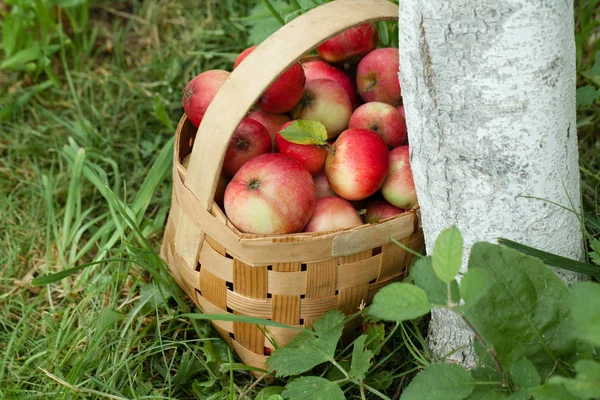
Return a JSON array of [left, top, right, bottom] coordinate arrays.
[[2, 15, 18, 58], [498, 238, 600, 278], [469, 346, 506, 400], [282, 376, 345, 400], [506, 389, 532, 400], [255, 386, 285, 399], [266, 333, 328, 377], [510, 358, 540, 390], [464, 242, 577, 377], [51, 0, 87, 7], [365, 323, 385, 356], [576, 85, 600, 108], [529, 384, 579, 400], [588, 50, 600, 76], [153, 95, 175, 131], [473, 338, 498, 372], [400, 363, 475, 400], [30, 258, 127, 286], [240, 0, 294, 45], [279, 120, 328, 145], [350, 334, 373, 381], [411, 256, 456, 306], [265, 310, 344, 377], [0, 45, 40, 70], [460, 269, 494, 309], [589, 238, 600, 266], [432, 225, 463, 283], [568, 281, 600, 347], [466, 389, 509, 400], [367, 371, 394, 392], [369, 283, 432, 322], [547, 360, 600, 399], [311, 310, 345, 354]]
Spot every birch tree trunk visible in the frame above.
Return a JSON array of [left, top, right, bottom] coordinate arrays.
[[398, 0, 585, 367]]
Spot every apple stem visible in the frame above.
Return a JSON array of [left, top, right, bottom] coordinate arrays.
[[319, 142, 335, 155]]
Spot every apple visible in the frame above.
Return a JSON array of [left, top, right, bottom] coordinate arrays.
[[316, 23, 378, 63], [314, 171, 337, 198], [304, 196, 363, 232], [247, 109, 290, 151], [182, 69, 230, 127], [348, 101, 407, 148], [234, 46, 305, 114], [363, 200, 405, 223], [356, 48, 401, 106], [275, 121, 327, 175], [381, 145, 418, 209], [233, 46, 257, 69], [397, 104, 405, 118], [302, 60, 359, 107], [291, 79, 352, 139], [222, 118, 271, 177], [224, 154, 316, 234], [326, 128, 389, 201]]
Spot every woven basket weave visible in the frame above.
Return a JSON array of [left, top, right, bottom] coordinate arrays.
[[160, 0, 424, 372]]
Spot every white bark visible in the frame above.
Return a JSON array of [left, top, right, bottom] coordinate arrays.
[[398, 0, 585, 367]]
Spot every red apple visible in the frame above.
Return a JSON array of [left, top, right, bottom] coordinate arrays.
[[363, 200, 405, 223], [234, 46, 305, 114], [275, 121, 327, 175], [326, 128, 389, 201], [314, 171, 337, 198], [182, 70, 230, 127], [316, 23, 379, 63], [303, 60, 359, 107], [247, 109, 290, 151], [222, 118, 271, 177], [356, 48, 401, 106], [291, 79, 352, 139], [349, 102, 407, 148], [233, 46, 257, 69], [304, 196, 363, 232], [224, 154, 316, 234], [381, 146, 418, 209], [397, 104, 405, 118]]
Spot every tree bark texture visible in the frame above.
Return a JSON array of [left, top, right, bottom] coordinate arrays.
[[398, 0, 584, 367]]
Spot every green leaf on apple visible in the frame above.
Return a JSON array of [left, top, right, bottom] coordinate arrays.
[[279, 119, 328, 145]]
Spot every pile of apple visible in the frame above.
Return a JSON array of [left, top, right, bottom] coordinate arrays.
[[182, 23, 417, 235]]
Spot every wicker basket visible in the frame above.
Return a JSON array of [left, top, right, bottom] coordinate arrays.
[[160, 0, 424, 372]]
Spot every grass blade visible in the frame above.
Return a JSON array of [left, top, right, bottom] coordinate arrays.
[[179, 313, 308, 332], [498, 238, 600, 278], [30, 259, 128, 286]]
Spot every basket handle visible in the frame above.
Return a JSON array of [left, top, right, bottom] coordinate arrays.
[[185, 0, 398, 210]]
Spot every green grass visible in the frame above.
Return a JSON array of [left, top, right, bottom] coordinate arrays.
[[1, 0, 599, 399]]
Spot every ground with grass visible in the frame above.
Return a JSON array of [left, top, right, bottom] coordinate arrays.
[[1, 1, 599, 399]]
